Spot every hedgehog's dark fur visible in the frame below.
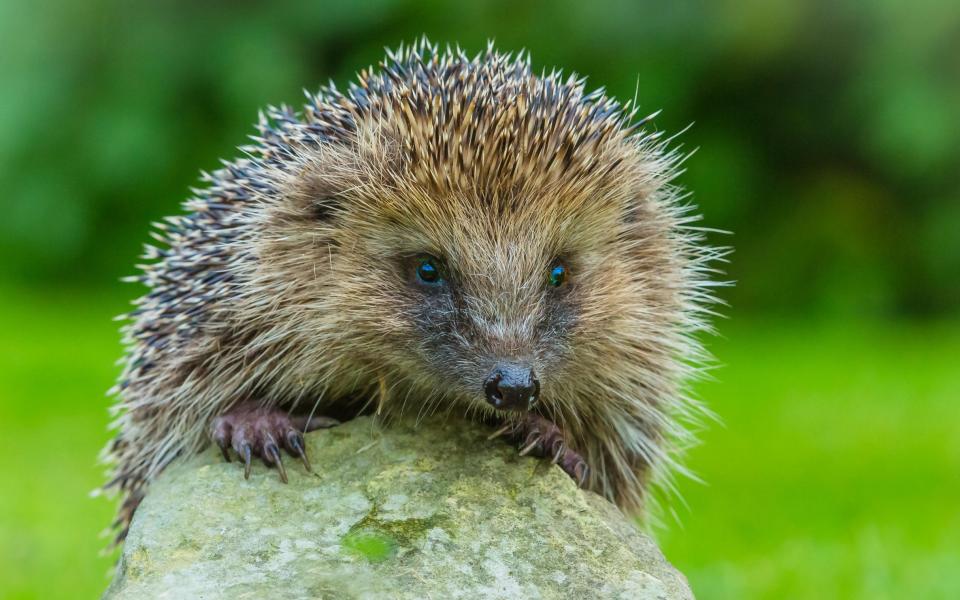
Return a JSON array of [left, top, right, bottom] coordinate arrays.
[[101, 40, 722, 542]]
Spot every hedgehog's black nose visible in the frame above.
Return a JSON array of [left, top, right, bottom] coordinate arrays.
[[484, 363, 539, 411]]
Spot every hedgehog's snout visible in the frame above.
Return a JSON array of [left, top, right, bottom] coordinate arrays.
[[483, 363, 539, 412]]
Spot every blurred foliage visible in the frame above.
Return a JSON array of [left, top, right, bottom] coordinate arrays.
[[2, 0, 958, 316]]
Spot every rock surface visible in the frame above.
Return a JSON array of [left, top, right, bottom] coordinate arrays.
[[105, 415, 693, 599]]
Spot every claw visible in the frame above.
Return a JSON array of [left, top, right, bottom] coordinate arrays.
[[519, 432, 541, 456], [294, 414, 340, 432], [574, 461, 589, 487], [551, 440, 564, 464], [490, 412, 591, 491], [264, 442, 287, 483], [211, 404, 338, 482], [287, 431, 311, 472], [215, 436, 231, 463], [212, 419, 232, 462], [487, 422, 514, 441], [240, 443, 252, 479]]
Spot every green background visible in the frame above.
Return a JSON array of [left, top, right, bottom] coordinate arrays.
[[1, 0, 958, 598]]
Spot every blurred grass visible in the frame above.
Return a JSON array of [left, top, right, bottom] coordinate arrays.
[[661, 318, 960, 598], [1, 288, 958, 599], [0, 289, 121, 598]]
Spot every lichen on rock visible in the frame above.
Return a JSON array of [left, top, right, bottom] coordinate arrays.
[[104, 415, 693, 599]]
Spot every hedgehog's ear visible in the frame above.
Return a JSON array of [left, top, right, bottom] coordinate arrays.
[[281, 171, 343, 222], [304, 184, 340, 221]]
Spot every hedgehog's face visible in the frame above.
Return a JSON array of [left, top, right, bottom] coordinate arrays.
[[344, 201, 592, 414], [321, 168, 658, 418], [271, 72, 684, 420]]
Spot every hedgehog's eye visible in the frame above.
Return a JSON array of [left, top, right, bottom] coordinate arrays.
[[415, 255, 444, 285], [548, 262, 568, 288]]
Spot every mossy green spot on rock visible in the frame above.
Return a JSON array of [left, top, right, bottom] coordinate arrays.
[[341, 530, 396, 563], [343, 500, 448, 561]]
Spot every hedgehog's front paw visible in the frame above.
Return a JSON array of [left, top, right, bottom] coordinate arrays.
[[210, 403, 338, 483], [489, 413, 590, 487]]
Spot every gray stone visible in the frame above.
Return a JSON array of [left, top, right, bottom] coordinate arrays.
[[105, 415, 693, 599]]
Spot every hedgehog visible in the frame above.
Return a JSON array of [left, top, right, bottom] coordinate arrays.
[[101, 40, 722, 543]]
